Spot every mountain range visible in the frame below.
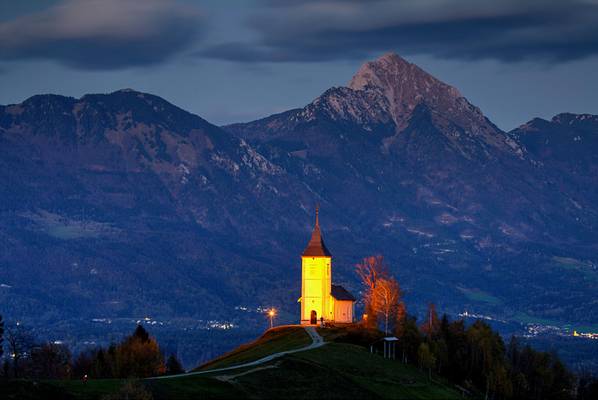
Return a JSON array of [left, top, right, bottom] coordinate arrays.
[[1, 53, 597, 352]]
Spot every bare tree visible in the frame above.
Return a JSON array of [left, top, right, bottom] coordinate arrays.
[[356, 255, 388, 290], [356, 255, 389, 329], [371, 277, 401, 335], [30, 343, 72, 379], [6, 323, 36, 378]]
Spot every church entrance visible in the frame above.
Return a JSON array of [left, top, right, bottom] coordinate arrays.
[[310, 310, 317, 324]]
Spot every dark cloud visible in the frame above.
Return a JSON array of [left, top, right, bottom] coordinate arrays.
[[197, 0, 598, 63], [0, 0, 203, 70]]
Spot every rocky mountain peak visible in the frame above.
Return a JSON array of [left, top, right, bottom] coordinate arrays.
[[345, 53, 517, 154], [348, 53, 464, 128], [349, 52, 461, 98]]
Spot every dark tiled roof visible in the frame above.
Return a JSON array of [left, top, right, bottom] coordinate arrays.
[[331, 284, 355, 301], [302, 208, 332, 257]]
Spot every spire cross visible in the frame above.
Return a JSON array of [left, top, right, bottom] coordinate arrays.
[[315, 204, 320, 226]]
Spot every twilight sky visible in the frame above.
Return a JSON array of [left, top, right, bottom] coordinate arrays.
[[1, 0, 597, 130]]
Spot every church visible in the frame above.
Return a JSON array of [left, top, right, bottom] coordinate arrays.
[[299, 208, 355, 325]]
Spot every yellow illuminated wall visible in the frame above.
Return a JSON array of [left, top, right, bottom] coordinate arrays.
[[301, 255, 333, 324]]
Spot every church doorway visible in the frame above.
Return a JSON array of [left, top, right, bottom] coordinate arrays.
[[310, 310, 317, 324]]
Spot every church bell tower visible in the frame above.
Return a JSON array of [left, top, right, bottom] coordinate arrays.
[[300, 206, 333, 324]]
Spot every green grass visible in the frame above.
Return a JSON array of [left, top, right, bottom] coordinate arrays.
[[46, 379, 123, 399], [144, 375, 244, 400], [292, 343, 462, 399], [195, 325, 311, 370], [551, 256, 597, 282], [23, 210, 116, 240], [0, 379, 78, 400], [47, 225, 98, 240], [571, 323, 598, 333], [512, 312, 561, 326], [214, 343, 463, 399], [457, 286, 502, 305], [512, 312, 598, 335], [552, 256, 591, 268], [41, 376, 242, 400]]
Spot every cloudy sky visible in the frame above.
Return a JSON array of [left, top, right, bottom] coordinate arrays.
[[1, 0, 597, 130]]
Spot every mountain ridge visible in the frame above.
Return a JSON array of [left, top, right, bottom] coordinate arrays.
[[1, 54, 597, 368]]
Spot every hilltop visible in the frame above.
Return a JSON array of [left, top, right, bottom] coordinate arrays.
[[25, 326, 463, 400]]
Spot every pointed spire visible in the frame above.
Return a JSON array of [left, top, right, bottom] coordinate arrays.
[[302, 205, 332, 257], [315, 203, 320, 226]]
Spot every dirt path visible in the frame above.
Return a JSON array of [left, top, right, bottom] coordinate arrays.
[[148, 325, 324, 380], [214, 364, 278, 382]]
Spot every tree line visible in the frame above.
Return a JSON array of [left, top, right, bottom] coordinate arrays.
[[355, 255, 598, 400], [0, 315, 183, 380]]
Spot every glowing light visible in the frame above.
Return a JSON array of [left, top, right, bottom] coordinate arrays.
[[267, 308, 276, 328]]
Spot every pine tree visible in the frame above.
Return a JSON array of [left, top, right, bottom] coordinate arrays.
[[117, 325, 165, 378], [417, 342, 436, 382], [401, 316, 422, 364], [133, 325, 150, 342], [394, 303, 407, 362], [165, 354, 184, 375], [394, 302, 407, 337], [420, 303, 440, 339]]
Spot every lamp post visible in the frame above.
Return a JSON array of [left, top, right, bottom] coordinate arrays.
[[268, 308, 276, 329]]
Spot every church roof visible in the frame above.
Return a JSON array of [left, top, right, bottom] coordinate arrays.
[[302, 206, 332, 257], [331, 284, 355, 301]]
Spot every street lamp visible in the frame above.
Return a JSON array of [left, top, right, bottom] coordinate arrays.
[[268, 308, 276, 329]]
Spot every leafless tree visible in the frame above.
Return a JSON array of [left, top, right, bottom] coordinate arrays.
[[6, 323, 36, 378], [372, 277, 401, 335], [356, 255, 389, 329]]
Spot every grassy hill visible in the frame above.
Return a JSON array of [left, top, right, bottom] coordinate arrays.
[[3, 326, 464, 399], [195, 325, 312, 370]]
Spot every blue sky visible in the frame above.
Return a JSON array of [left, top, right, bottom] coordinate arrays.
[[1, 0, 597, 130]]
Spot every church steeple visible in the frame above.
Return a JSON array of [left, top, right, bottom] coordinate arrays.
[[302, 205, 332, 257]]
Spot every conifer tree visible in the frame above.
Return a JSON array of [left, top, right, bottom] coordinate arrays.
[[394, 303, 408, 362], [117, 325, 165, 378], [417, 342, 436, 382], [165, 354, 184, 375], [420, 303, 440, 339], [394, 302, 407, 337]]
